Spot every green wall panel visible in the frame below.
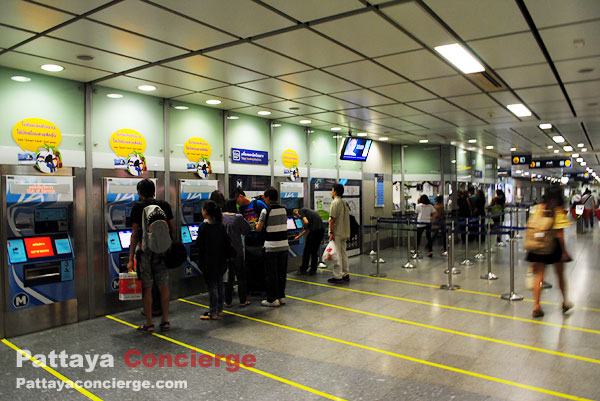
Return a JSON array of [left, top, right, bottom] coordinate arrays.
[[403, 145, 441, 174], [272, 122, 306, 171], [309, 129, 337, 170], [227, 113, 270, 152]]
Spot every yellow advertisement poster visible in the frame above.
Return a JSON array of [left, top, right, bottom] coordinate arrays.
[[282, 149, 299, 168], [12, 118, 62, 151], [184, 137, 211, 161], [109, 129, 146, 157]]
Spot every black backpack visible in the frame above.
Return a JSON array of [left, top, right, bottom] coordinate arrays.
[[164, 242, 187, 269], [349, 214, 359, 239]]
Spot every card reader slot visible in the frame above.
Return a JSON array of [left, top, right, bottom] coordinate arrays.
[[23, 262, 62, 287]]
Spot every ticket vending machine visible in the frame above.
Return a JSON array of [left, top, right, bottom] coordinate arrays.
[[3, 175, 77, 337], [279, 181, 306, 268]]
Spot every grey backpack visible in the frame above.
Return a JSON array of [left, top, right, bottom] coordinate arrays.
[[141, 204, 171, 254]]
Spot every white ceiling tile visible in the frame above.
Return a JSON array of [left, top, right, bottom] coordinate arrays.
[[448, 94, 498, 109], [555, 56, 600, 83], [528, 99, 572, 116], [255, 29, 362, 68], [407, 99, 460, 114], [276, 116, 328, 127], [572, 98, 600, 117], [376, 49, 457, 81], [260, 100, 325, 116], [50, 20, 185, 61], [435, 110, 484, 124], [417, 75, 480, 97], [206, 43, 309, 76], [280, 70, 359, 93], [35, 0, 112, 15], [0, 0, 71, 32], [516, 86, 565, 103], [314, 11, 421, 58], [403, 114, 453, 128], [18, 36, 146, 73], [304, 112, 349, 125], [423, 0, 528, 41], [204, 85, 284, 105], [90, 0, 234, 51], [468, 106, 515, 121], [467, 32, 545, 69], [330, 89, 394, 107], [150, 0, 294, 38], [382, 2, 456, 48], [128, 66, 224, 91], [373, 82, 436, 102], [165, 55, 267, 84], [99, 75, 194, 98], [496, 64, 557, 88], [566, 80, 600, 100], [240, 78, 319, 99], [261, 0, 363, 22], [226, 106, 294, 120], [293, 95, 361, 110], [525, 0, 600, 28], [540, 21, 600, 61], [0, 50, 109, 82], [323, 60, 405, 87], [336, 108, 390, 121], [372, 118, 423, 130], [489, 90, 524, 105], [370, 104, 423, 118], [0, 26, 34, 48], [171, 93, 250, 109]]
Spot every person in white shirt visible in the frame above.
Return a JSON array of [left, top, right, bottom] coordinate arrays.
[[582, 189, 596, 230], [415, 194, 435, 257]]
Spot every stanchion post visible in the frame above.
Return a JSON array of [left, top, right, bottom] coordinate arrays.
[[369, 216, 376, 255], [474, 215, 485, 260], [403, 219, 414, 269], [370, 225, 387, 277], [461, 218, 473, 265], [442, 220, 460, 289], [481, 219, 498, 280], [515, 206, 523, 239], [501, 230, 523, 301], [411, 220, 420, 259]]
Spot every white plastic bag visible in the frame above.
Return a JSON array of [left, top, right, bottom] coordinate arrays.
[[322, 241, 338, 264]]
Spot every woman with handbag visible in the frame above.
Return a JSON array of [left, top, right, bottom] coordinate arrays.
[[525, 186, 573, 318]]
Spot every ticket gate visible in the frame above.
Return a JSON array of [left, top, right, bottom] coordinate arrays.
[[2, 173, 78, 337]]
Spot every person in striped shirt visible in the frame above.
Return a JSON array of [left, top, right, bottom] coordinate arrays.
[[256, 187, 289, 307]]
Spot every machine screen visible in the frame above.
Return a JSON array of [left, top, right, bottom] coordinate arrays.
[[295, 219, 303, 229], [189, 225, 199, 241], [181, 226, 192, 244], [107, 232, 122, 253], [54, 238, 71, 254], [118, 230, 132, 249], [7, 239, 27, 264], [35, 208, 67, 222], [24, 237, 54, 258], [287, 218, 296, 230]]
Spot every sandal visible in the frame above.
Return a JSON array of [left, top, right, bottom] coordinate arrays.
[[159, 321, 171, 332], [532, 309, 544, 318], [137, 324, 155, 333], [217, 311, 225, 317], [200, 312, 220, 320], [240, 300, 251, 307]]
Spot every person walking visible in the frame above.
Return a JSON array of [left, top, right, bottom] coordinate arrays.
[[416, 194, 435, 257], [490, 189, 506, 244], [582, 188, 595, 230], [293, 207, 325, 276], [431, 195, 447, 254], [525, 186, 573, 318], [327, 184, 351, 284]]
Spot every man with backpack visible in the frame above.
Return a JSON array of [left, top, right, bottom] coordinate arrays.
[[582, 188, 595, 230], [327, 184, 351, 284], [127, 179, 175, 333]]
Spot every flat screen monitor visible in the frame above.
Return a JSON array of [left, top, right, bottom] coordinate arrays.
[[294, 218, 303, 229], [287, 218, 296, 230], [118, 230, 132, 249], [54, 238, 71, 254], [7, 239, 27, 264], [24, 236, 54, 259], [181, 226, 192, 244], [188, 225, 199, 241], [339, 137, 372, 162], [107, 232, 122, 253]]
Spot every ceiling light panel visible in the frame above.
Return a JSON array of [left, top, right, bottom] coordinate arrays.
[[434, 43, 485, 74], [506, 103, 532, 117]]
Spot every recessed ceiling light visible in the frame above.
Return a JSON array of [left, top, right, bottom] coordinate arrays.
[[41, 64, 64, 72], [137, 85, 156, 91], [419, 139, 429, 143], [552, 135, 565, 143], [11, 76, 31, 82], [434, 43, 484, 74], [507, 103, 531, 117], [485, 145, 494, 150], [581, 162, 587, 166], [357, 132, 368, 137], [173, 105, 188, 110], [379, 137, 389, 141], [577, 143, 584, 147], [563, 146, 573, 151], [257, 110, 271, 115], [76, 54, 94, 61], [572, 153, 579, 158], [450, 159, 456, 164], [299, 120, 312, 124], [510, 147, 517, 151], [554, 149, 559, 153], [468, 139, 477, 143], [581, 148, 587, 152], [107, 93, 123, 99], [226, 115, 239, 120], [547, 145, 553, 149], [332, 135, 342, 139], [539, 123, 552, 129], [206, 99, 221, 105], [524, 172, 530, 176], [272, 123, 281, 127], [576, 157, 583, 162], [331, 127, 342, 131]]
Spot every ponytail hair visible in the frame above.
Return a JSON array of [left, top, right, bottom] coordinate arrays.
[[203, 200, 223, 223]]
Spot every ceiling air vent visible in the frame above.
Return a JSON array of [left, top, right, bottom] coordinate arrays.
[[468, 70, 506, 92]]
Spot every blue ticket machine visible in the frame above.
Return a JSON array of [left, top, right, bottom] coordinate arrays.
[[280, 181, 305, 259], [177, 179, 219, 278], [3, 175, 77, 333]]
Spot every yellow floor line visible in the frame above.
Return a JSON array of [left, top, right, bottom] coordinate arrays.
[[178, 298, 593, 401], [286, 295, 600, 364], [288, 278, 600, 335], [1, 338, 103, 401], [318, 268, 600, 312], [105, 315, 346, 401]]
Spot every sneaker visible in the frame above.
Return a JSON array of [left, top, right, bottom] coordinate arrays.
[[279, 298, 286, 305], [342, 274, 350, 282], [327, 277, 345, 284], [562, 302, 574, 314], [261, 299, 280, 307]]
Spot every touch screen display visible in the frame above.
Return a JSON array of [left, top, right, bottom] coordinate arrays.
[[54, 238, 71, 254], [24, 237, 54, 259], [188, 225, 199, 241], [118, 230, 132, 249], [181, 226, 192, 244], [107, 232, 122, 253], [287, 218, 296, 230], [295, 219, 303, 229], [7, 239, 27, 264]]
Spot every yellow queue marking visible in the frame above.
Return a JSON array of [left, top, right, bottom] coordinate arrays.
[[318, 268, 600, 313], [288, 278, 600, 335], [1, 338, 103, 401], [105, 315, 346, 401], [178, 298, 592, 401], [286, 295, 600, 365]]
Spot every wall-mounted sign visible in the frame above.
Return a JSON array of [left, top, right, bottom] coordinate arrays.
[[530, 158, 572, 169], [184, 137, 212, 178], [511, 153, 532, 166], [282, 148, 300, 181], [474, 170, 483, 178], [110, 129, 147, 176], [498, 170, 511, 177], [375, 174, 384, 208], [231, 148, 268, 165], [12, 118, 63, 173], [35, 145, 63, 173], [126, 152, 147, 176]]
